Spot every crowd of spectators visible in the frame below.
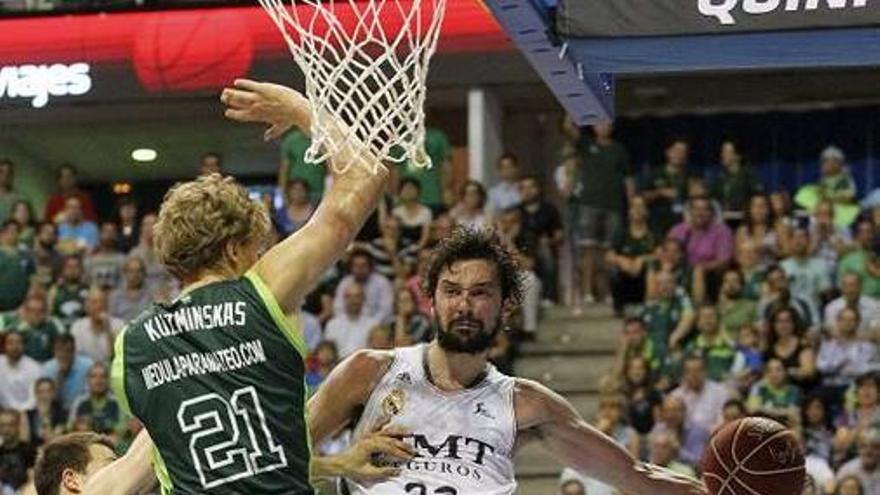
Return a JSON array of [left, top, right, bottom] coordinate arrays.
[[2, 117, 880, 495], [559, 129, 880, 495]]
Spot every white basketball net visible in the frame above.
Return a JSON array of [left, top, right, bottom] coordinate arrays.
[[258, 0, 447, 173]]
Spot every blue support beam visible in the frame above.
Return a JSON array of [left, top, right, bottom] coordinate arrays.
[[482, 0, 615, 125], [569, 27, 880, 74]]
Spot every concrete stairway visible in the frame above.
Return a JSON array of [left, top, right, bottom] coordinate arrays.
[[513, 303, 621, 494]]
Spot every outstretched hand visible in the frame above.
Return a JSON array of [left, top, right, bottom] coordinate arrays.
[[639, 463, 708, 495], [221, 79, 311, 141], [330, 423, 415, 482]]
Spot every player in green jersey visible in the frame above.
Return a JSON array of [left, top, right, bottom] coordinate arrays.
[[111, 80, 413, 494]]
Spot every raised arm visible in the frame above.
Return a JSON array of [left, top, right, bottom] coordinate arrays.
[[222, 79, 389, 314], [515, 379, 705, 495], [84, 430, 156, 495]]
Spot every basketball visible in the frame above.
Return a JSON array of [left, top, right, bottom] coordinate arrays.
[[701, 417, 805, 495], [133, 10, 253, 92]]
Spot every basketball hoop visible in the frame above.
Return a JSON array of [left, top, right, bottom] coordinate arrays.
[[258, 0, 447, 174]]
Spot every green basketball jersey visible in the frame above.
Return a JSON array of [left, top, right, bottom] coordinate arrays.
[[111, 271, 313, 494]]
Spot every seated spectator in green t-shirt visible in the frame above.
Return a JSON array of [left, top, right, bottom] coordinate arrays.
[[646, 238, 694, 302], [781, 228, 833, 323], [0, 220, 32, 312], [642, 138, 692, 236], [641, 271, 695, 358], [48, 255, 89, 328], [818, 146, 857, 206], [615, 317, 662, 379], [68, 363, 125, 441], [711, 140, 763, 218], [748, 357, 802, 425], [1, 293, 65, 363], [838, 220, 880, 298], [718, 267, 757, 339], [735, 239, 766, 301], [685, 305, 736, 382], [607, 195, 657, 316]]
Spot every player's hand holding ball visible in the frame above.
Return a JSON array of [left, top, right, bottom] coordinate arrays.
[[221, 78, 311, 141], [329, 423, 415, 482], [636, 463, 708, 495]]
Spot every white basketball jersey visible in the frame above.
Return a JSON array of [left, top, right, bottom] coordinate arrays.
[[344, 344, 518, 495]]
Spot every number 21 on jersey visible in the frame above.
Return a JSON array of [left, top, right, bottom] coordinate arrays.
[[177, 386, 288, 489]]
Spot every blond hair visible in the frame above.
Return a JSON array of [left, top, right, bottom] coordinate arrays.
[[154, 174, 270, 280]]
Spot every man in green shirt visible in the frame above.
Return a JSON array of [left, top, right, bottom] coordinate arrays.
[[1, 293, 66, 362], [0, 220, 32, 311], [685, 305, 735, 382], [641, 271, 695, 360], [279, 129, 327, 203], [781, 228, 832, 319], [68, 363, 126, 438], [838, 220, 880, 298], [710, 140, 762, 215], [747, 357, 801, 424], [112, 79, 411, 494], [569, 120, 634, 308], [717, 268, 757, 339], [48, 255, 90, 328], [616, 317, 662, 377], [819, 146, 857, 205], [642, 138, 693, 236], [399, 127, 452, 211], [0, 159, 29, 224]]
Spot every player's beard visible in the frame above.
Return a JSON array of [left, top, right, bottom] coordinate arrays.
[[435, 315, 501, 354]]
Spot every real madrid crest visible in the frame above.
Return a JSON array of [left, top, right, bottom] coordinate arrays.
[[382, 388, 406, 416]]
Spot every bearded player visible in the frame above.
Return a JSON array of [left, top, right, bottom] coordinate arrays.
[[110, 80, 415, 494], [308, 227, 707, 495]]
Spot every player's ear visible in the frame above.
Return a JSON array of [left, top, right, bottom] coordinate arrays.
[[500, 300, 515, 326], [61, 468, 84, 493], [224, 240, 247, 274], [224, 241, 238, 265]]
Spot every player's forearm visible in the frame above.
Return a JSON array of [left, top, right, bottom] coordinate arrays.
[[85, 430, 156, 495], [253, 118, 388, 311], [553, 421, 688, 494], [320, 117, 389, 238], [311, 455, 347, 479]]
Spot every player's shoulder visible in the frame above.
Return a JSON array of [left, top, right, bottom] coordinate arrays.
[[320, 349, 396, 399], [513, 378, 576, 429], [512, 378, 557, 402], [339, 348, 396, 377]]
